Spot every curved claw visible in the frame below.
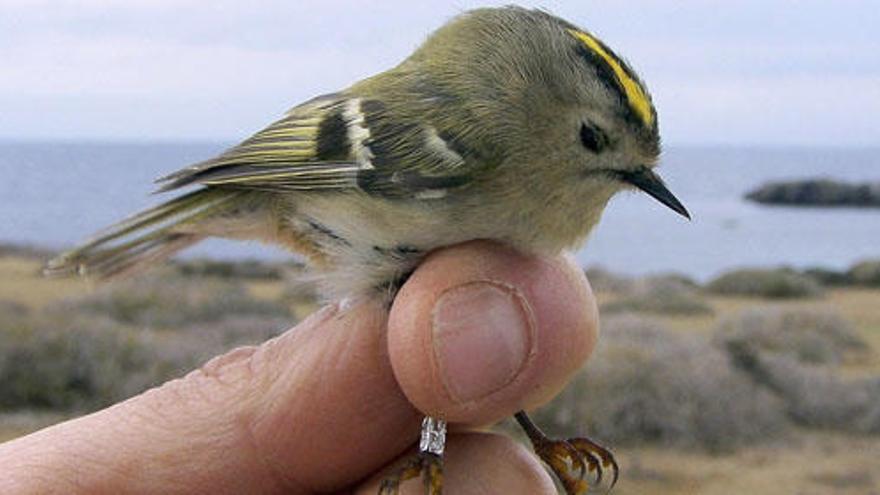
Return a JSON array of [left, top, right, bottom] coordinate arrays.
[[533, 439, 591, 494], [569, 437, 620, 491], [561, 440, 591, 482], [580, 446, 604, 485]]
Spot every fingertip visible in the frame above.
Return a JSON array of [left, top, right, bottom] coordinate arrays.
[[388, 241, 598, 425]]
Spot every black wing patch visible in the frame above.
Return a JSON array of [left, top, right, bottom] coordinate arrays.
[[155, 94, 361, 193], [315, 107, 350, 161]]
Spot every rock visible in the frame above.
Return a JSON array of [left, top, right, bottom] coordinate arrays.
[[745, 178, 880, 207]]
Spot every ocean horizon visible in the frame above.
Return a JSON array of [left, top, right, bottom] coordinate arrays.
[[1, 141, 878, 281]]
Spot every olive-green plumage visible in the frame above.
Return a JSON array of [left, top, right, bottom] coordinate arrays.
[[47, 6, 686, 300]]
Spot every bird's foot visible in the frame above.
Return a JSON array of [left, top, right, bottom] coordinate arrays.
[[378, 451, 443, 495], [537, 435, 619, 494], [515, 412, 618, 494]]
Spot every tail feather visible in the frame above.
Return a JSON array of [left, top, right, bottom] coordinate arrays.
[[80, 232, 204, 280], [46, 188, 243, 281]]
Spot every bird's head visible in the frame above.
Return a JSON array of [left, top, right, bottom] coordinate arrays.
[[412, 7, 689, 227]]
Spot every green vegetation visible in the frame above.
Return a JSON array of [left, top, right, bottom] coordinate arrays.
[[584, 266, 635, 293], [532, 260, 880, 457], [533, 315, 786, 452], [0, 268, 292, 413], [601, 276, 713, 316], [715, 307, 868, 365], [172, 258, 293, 280], [57, 270, 290, 328], [0, 242, 54, 261], [707, 267, 824, 299], [535, 306, 880, 451], [0, 314, 160, 410], [848, 259, 880, 287]]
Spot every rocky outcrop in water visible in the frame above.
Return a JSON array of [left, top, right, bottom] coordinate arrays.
[[745, 179, 880, 207]]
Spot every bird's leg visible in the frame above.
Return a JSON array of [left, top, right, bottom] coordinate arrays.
[[514, 410, 619, 495], [379, 416, 446, 495]]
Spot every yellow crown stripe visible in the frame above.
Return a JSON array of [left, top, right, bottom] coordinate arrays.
[[568, 29, 654, 128]]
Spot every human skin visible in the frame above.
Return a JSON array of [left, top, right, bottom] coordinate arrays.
[[0, 241, 599, 494]]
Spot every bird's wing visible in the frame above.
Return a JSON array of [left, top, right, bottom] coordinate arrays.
[[155, 94, 362, 192], [156, 93, 486, 198]]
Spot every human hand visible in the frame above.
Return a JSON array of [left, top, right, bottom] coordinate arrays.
[[0, 241, 598, 494]]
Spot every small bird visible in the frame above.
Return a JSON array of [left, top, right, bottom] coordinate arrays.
[[47, 6, 688, 494]]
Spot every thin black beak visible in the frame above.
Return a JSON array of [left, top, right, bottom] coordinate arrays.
[[616, 167, 691, 220]]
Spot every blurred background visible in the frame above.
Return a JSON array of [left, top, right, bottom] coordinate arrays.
[[1, 1, 878, 493]]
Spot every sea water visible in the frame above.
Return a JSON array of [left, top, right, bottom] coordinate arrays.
[[1, 142, 878, 280]]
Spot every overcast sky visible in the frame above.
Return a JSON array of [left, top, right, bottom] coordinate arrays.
[[2, 0, 878, 146]]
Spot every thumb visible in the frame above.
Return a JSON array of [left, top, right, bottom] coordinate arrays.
[[388, 241, 598, 425]]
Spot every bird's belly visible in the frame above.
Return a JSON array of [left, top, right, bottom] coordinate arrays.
[[281, 184, 606, 300], [285, 192, 472, 300]]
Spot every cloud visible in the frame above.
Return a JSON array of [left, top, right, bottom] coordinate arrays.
[[1, 0, 878, 144]]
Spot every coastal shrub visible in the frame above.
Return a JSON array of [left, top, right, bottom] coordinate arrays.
[[645, 273, 701, 289], [802, 267, 852, 287], [533, 315, 787, 452], [583, 266, 634, 293], [707, 267, 824, 299], [0, 315, 160, 410], [173, 258, 289, 281], [848, 259, 880, 287], [722, 340, 880, 433], [714, 308, 868, 366], [0, 242, 54, 260], [0, 311, 286, 412], [54, 271, 291, 328], [601, 276, 712, 315]]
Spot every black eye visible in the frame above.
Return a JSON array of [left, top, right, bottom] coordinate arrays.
[[580, 122, 606, 153]]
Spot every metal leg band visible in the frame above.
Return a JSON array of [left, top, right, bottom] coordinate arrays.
[[419, 416, 447, 456]]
